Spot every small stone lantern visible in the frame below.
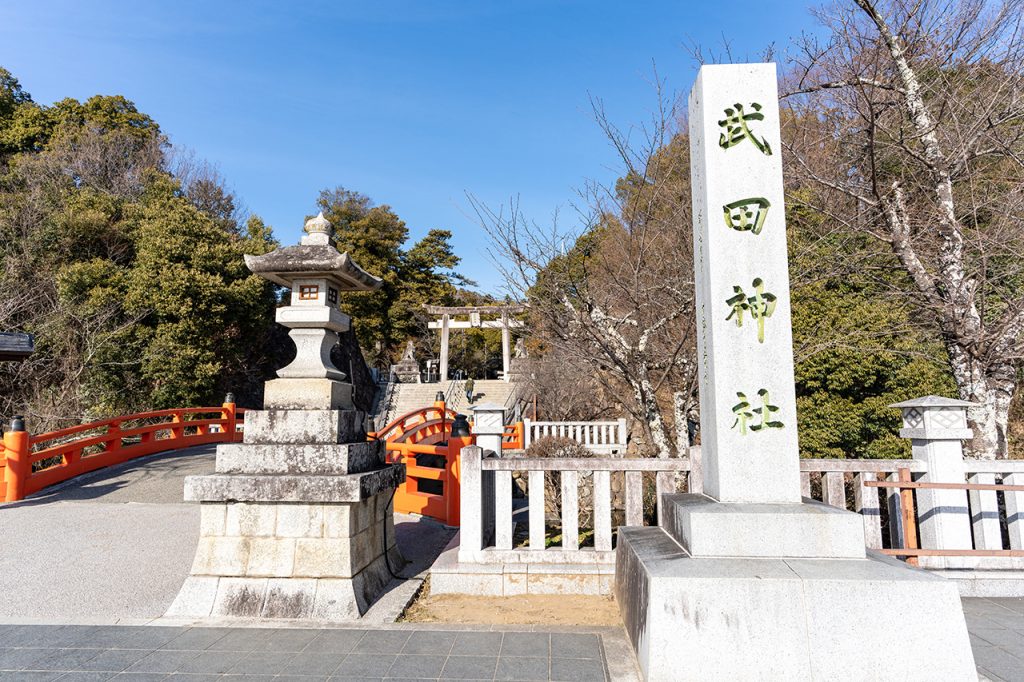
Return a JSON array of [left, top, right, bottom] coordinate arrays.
[[245, 212, 381, 410], [890, 395, 976, 568], [471, 402, 506, 456]]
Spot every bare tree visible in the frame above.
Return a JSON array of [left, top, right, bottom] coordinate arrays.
[[473, 83, 699, 458], [783, 0, 1024, 458]]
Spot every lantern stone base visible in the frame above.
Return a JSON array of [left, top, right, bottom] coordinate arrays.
[[167, 495, 404, 620], [167, 407, 405, 622], [615, 527, 976, 681], [263, 378, 353, 410]]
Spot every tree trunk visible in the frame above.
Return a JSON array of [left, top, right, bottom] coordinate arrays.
[[947, 341, 1015, 459]]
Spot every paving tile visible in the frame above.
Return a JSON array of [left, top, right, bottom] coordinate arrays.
[[972, 648, 1024, 682], [279, 652, 346, 677], [0, 648, 51, 671], [550, 634, 601, 660], [78, 650, 150, 673], [224, 651, 294, 675], [159, 631, 231, 652], [303, 631, 366, 655], [0, 672, 67, 681], [2, 627, 72, 649], [327, 677, 385, 682], [385, 654, 446, 679], [449, 633, 502, 657], [51, 674, 115, 682], [110, 674, 169, 682], [124, 651, 200, 674], [495, 656, 548, 681], [29, 649, 101, 671], [499, 633, 549, 658], [439, 655, 497, 680], [163, 675, 222, 682], [400, 632, 456, 656], [550, 656, 606, 682], [174, 651, 245, 675], [205, 630, 273, 652], [220, 676, 275, 682], [983, 613, 1024, 630], [274, 676, 329, 682], [332, 653, 396, 678], [263, 630, 319, 653], [33, 629, 96, 650], [349, 632, 409, 655]]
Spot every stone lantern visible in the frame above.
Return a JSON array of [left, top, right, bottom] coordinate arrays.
[[169, 213, 405, 622], [244, 212, 381, 410], [891, 395, 976, 568]]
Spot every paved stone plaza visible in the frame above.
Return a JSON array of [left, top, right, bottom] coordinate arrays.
[[0, 624, 620, 682]]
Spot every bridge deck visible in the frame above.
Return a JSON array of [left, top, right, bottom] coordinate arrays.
[[0, 446, 217, 623]]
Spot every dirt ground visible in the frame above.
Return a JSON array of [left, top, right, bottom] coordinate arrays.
[[400, 579, 622, 626]]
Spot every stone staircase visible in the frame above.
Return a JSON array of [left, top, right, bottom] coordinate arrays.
[[372, 379, 521, 428]]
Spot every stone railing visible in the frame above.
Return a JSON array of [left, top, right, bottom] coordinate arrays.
[[522, 417, 628, 455], [458, 446, 689, 564]]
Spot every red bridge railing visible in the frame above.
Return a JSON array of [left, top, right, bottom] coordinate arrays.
[[0, 399, 244, 503]]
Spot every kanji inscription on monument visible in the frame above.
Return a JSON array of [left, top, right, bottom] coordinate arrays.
[[690, 63, 801, 503]]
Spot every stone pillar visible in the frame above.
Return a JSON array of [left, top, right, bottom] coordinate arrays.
[[892, 396, 975, 568], [501, 312, 511, 382], [690, 64, 800, 505], [439, 314, 450, 383]]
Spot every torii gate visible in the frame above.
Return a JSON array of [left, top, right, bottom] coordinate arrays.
[[425, 304, 525, 381]]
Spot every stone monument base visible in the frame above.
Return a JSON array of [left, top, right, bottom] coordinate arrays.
[[615, 527, 977, 681], [661, 494, 866, 558]]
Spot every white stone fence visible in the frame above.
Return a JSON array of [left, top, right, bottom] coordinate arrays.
[[457, 444, 1024, 570], [458, 446, 689, 564], [522, 417, 628, 455]]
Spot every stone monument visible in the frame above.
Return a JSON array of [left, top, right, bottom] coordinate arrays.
[[615, 64, 976, 680], [392, 340, 421, 383], [167, 212, 406, 621]]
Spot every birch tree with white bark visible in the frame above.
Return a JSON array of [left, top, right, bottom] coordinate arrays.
[[783, 0, 1024, 458]]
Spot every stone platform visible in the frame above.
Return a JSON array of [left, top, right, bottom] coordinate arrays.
[[167, 409, 406, 621], [615, 526, 978, 681]]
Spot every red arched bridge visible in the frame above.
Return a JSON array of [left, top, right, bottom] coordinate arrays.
[[1, 397, 524, 526]]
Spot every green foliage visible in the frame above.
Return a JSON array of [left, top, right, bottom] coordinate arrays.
[[317, 187, 466, 368], [0, 67, 279, 425], [789, 206, 957, 459]]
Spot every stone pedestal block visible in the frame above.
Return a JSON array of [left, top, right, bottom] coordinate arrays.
[[615, 527, 976, 681], [661, 493, 866, 559], [215, 442, 383, 476], [244, 409, 366, 445], [263, 378, 353, 410]]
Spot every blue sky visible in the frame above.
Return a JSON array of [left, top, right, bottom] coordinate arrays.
[[0, 1, 820, 293]]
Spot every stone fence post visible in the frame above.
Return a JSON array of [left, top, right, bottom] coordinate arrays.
[[458, 445, 495, 563], [892, 396, 975, 568]]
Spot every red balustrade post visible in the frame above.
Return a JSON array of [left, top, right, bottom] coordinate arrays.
[[105, 420, 122, 453], [170, 411, 183, 440], [221, 392, 237, 441], [3, 416, 30, 503]]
